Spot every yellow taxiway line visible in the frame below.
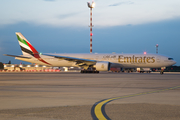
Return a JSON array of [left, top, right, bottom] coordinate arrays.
[[91, 86, 180, 120]]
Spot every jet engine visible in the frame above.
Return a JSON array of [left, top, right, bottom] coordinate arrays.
[[94, 62, 111, 71]]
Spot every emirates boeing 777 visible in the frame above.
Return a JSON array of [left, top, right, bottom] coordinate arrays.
[[4, 32, 176, 74]]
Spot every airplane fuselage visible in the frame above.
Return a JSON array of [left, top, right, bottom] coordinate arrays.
[[15, 53, 176, 68]]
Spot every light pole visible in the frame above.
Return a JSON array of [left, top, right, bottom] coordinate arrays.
[[155, 44, 159, 54], [87, 1, 95, 53]]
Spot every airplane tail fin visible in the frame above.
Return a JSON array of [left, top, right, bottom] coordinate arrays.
[[16, 32, 39, 56], [15, 32, 51, 65]]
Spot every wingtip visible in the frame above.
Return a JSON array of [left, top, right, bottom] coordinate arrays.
[[3, 54, 8, 56]]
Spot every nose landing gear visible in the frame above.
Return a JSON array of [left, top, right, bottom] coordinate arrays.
[[160, 67, 166, 74], [160, 70, 164, 74]]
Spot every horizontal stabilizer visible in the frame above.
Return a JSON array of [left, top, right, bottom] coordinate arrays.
[[3, 54, 31, 59]]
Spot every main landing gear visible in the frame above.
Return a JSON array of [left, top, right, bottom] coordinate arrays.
[[80, 70, 99, 73]]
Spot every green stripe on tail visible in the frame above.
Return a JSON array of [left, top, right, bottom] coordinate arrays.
[[16, 34, 29, 47]]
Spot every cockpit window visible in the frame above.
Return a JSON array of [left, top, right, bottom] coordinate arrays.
[[168, 58, 173, 60]]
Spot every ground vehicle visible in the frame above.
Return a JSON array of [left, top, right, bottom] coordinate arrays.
[[137, 68, 151, 73]]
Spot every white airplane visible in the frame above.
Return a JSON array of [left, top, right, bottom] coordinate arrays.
[[4, 32, 176, 74]]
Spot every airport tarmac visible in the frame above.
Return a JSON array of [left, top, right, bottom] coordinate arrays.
[[0, 72, 180, 120]]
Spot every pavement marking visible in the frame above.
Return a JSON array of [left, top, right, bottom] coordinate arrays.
[[91, 86, 180, 120]]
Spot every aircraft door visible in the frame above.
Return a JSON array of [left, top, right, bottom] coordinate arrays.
[[156, 56, 161, 63]]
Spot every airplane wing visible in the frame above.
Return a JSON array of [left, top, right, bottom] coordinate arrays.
[[43, 54, 97, 67], [3, 54, 31, 59]]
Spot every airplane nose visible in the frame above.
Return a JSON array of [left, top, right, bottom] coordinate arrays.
[[173, 60, 176, 65]]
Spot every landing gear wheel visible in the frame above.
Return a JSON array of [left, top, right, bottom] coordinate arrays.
[[96, 71, 99, 73], [80, 70, 99, 74]]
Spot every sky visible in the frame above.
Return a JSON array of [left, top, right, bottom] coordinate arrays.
[[0, 0, 180, 65]]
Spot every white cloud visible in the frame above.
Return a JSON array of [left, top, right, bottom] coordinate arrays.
[[44, 0, 56, 1], [109, 1, 134, 7], [0, 0, 180, 27]]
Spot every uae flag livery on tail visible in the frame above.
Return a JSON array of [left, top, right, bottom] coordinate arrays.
[[16, 32, 51, 65]]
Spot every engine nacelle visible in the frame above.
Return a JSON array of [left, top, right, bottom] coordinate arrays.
[[95, 62, 110, 71]]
